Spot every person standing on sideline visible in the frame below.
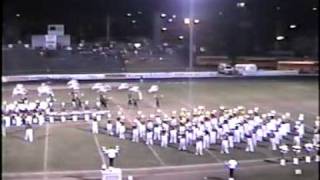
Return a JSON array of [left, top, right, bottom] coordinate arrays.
[[226, 159, 238, 180], [92, 118, 99, 134], [24, 123, 34, 143]]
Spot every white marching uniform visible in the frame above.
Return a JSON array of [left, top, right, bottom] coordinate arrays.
[[161, 132, 168, 147], [115, 120, 121, 135], [262, 124, 268, 138], [195, 138, 203, 155], [228, 133, 234, 148], [72, 114, 78, 122], [245, 135, 254, 152], [234, 128, 241, 143], [146, 130, 153, 145], [252, 132, 257, 147], [4, 115, 10, 127], [270, 135, 277, 151], [179, 136, 187, 151], [209, 129, 217, 144], [119, 124, 126, 139], [38, 114, 45, 126], [239, 125, 245, 140], [106, 121, 113, 135], [293, 134, 301, 146], [169, 128, 177, 144], [92, 120, 99, 134], [256, 128, 263, 142], [186, 130, 193, 145], [203, 133, 210, 149], [132, 127, 139, 142], [313, 133, 319, 146], [298, 124, 304, 138], [32, 115, 38, 124], [139, 123, 146, 140], [24, 126, 33, 142], [17, 115, 24, 126], [221, 138, 230, 154], [84, 114, 90, 121], [154, 125, 161, 141]]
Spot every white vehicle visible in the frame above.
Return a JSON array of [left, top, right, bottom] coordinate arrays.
[[234, 64, 257, 75], [67, 79, 80, 91], [218, 63, 235, 75], [12, 84, 27, 96], [118, 83, 130, 90], [129, 86, 140, 92], [129, 85, 143, 100], [67, 79, 79, 86], [148, 85, 159, 93], [92, 83, 112, 93], [37, 83, 54, 96]]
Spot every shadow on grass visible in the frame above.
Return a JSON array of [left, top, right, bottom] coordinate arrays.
[[63, 175, 100, 180], [203, 176, 224, 180]]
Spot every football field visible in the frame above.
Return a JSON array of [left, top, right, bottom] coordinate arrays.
[[2, 77, 319, 180]]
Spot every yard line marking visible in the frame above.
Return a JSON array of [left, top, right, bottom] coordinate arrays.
[[129, 162, 282, 178], [93, 134, 106, 165], [205, 149, 222, 163], [147, 145, 166, 166], [43, 123, 50, 180], [2, 156, 284, 177], [43, 123, 49, 172]]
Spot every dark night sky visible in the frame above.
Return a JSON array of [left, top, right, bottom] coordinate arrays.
[[2, 0, 319, 56]]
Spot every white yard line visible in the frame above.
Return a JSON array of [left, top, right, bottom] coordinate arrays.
[[205, 149, 222, 163], [130, 162, 282, 178], [147, 145, 166, 166], [42, 123, 50, 180], [2, 157, 284, 177], [93, 134, 106, 165], [43, 123, 49, 172]]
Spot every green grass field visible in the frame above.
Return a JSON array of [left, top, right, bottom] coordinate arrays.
[[2, 77, 319, 178]]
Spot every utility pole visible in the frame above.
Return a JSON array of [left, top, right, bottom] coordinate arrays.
[[106, 15, 110, 42], [188, 0, 195, 71]]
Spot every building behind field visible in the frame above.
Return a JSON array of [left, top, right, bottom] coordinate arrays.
[[31, 24, 70, 50]]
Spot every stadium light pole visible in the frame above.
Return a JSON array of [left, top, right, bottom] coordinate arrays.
[[188, 0, 194, 71]]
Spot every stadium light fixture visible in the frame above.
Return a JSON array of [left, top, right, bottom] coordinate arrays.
[[194, 19, 200, 24], [161, 27, 168, 31], [2, 77, 7, 83], [184, 18, 191, 24], [178, 35, 184, 40], [236, 2, 246, 8], [160, 13, 167, 18], [276, 6, 281, 11], [276, 36, 285, 41], [126, 13, 132, 17], [137, 11, 142, 15], [131, 20, 137, 24], [168, 18, 173, 23], [133, 43, 142, 48], [289, 24, 297, 29], [16, 13, 20, 17], [172, 14, 177, 18], [312, 7, 317, 11], [200, 47, 206, 52]]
